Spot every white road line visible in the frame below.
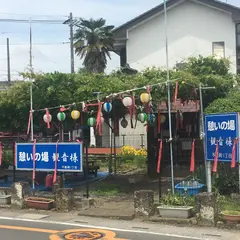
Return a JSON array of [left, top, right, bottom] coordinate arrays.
[[0, 216, 207, 239]]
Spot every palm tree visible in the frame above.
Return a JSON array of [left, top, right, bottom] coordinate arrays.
[[73, 18, 115, 73]]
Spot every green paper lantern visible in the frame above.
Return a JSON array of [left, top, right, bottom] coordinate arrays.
[[138, 113, 147, 123], [87, 117, 96, 127], [57, 112, 66, 121]]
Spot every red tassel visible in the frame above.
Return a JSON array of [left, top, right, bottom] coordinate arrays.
[[231, 138, 238, 168], [27, 110, 32, 134], [129, 92, 135, 128], [157, 139, 163, 173], [96, 101, 102, 136], [173, 81, 178, 102], [212, 141, 219, 173], [0, 142, 2, 166], [190, 139, 195, 172], [53, 141, 59, 183], [32, 139, 36, 181], [45, 108, 50, 129]]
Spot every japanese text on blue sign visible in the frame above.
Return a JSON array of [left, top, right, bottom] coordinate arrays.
[[205, 113, 239, 162], [15, 142, 83, 172]]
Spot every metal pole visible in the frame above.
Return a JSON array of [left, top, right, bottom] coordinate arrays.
[[199, 84, 215, 192], [122, 134, 126, 146], [7, 38, 11, 82], [85, 138, 89, 198], [109, 124, 113, 175], [164, 0, 175, 195], [30, 83, 34, 142], [29, 18, 34, 142], [239, 164, 240, 194], [69, 12, 75, 74]]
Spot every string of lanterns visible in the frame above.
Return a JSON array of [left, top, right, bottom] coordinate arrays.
[[42, 92, 156, 129]]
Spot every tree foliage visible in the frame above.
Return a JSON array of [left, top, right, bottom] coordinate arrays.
[[205, 90, 240, 114], [73, 18, 115, 73], [0, 56, 234, 133]]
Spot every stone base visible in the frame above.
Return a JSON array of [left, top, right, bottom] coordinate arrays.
[[134, 190, 154, 219], [11, 182, 30, 209], [195, 192, 217, 226], [55, 188, 74, 212]]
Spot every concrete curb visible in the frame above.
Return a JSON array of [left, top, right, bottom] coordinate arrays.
[[78, 212, 135, 221]]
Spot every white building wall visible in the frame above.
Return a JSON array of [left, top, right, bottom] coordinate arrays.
[[126, 0, 236, 73]]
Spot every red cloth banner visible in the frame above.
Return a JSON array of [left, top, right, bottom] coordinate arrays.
[[32, 139, 36, 180], [231, 138, 238, 168], [157, 139, 163, 173], [0, 142, 2, 166], [212, 141, 219, 173], [53, 141, 59, 183], [27, 110, 32, 134], [95, 101, 102, 136], [45, 108, 50, 129], [190, 139, 195, 172]]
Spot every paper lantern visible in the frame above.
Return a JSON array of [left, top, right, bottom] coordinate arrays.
[[87, 117, 96, 127], [43, 114, 52, 123], [122, 97, 132, 107], [121, 118, 128, 128], [103, 102, 112, 112], [140, 93, 150, 104], [138, 113, 147, 123], [148, 113, 156, 124], [71, 110, 80, 120], [57, 112, 66, 122]]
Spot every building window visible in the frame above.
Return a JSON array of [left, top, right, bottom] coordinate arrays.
[[212, 42, 225, 59]]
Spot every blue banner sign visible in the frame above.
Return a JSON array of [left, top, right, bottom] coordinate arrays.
[[15, 142, 83, 172], [205, 113, 239, 162]]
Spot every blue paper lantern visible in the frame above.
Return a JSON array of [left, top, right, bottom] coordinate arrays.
[[148, 113, 156, 125], [103, 102, 112, 112]]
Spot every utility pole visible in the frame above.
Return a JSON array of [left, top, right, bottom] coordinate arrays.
[[164, 0, 175, 195], [29, 18, 34, 143], [199, 84, 215, 193], [69, 12, 75, 73], [6, 38, 11, 82]]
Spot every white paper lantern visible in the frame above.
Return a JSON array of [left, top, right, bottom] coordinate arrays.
[[122, 97, 132, 107], [43, 114, 52, 123]]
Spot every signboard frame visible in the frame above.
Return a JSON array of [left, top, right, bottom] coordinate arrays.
[[15, 142, 83, 172], [204, 112, 239, 163]]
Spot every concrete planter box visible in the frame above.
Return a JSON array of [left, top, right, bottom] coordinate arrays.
[[25, 197, 54, 210], [0, 195, 11, 205], [157, 205, 193, 219]]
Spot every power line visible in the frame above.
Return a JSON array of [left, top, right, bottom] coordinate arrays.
[[0, 19, 66, 24], [0, 12, 68, 18], [0, 42, 70, 45]]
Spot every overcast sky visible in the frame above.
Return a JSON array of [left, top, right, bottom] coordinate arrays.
[[0, 0, 239, 80]]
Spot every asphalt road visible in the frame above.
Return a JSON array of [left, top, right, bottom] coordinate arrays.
[[0, 218, 199, 240]]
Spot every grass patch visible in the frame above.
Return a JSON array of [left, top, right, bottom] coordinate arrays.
[[217, 195, 240, 212], [90, 182, 120, 196], [222, 210, 240, 216]]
